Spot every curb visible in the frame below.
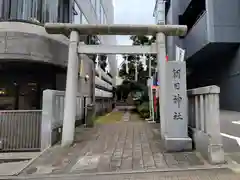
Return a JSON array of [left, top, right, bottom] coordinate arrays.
[[13, 146, 51, 176], [0, 165, 233, 179]]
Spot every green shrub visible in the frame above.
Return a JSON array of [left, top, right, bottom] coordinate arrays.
[[137, 102, 150, 119]]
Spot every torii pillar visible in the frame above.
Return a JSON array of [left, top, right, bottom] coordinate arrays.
[[44, 23, 190, 151]]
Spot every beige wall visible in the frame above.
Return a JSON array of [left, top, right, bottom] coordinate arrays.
[[0, 22, 69, 66]]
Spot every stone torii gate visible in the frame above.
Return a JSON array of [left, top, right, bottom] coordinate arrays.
[[44, 23, 190, 150]]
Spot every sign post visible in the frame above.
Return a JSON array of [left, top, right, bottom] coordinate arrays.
[[164, 61, 192, 151]]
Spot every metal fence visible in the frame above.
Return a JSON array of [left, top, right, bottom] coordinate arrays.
[[0, 110, 42, 152], [0, 90, 112, 152]]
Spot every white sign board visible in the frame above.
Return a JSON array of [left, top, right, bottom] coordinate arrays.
[[166, 61, 188, 137], [125, 59, 129, 74], [176, 46, 185, 62], [164, 61, 192, 151], [147, 78, 152, 87]]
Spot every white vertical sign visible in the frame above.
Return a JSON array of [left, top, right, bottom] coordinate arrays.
[[125, 56, 129, 74], [96, 55, 101, 78], [165, 61, 192, 151], [176, 45, 185, 62], [141, 54, 147, 71]]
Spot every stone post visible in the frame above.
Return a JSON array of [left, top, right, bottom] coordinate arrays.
[[61, 31, 79, 147], [156, 32, 167, 138], [41, 90, 55, 151], [164, 61, 192, 151]]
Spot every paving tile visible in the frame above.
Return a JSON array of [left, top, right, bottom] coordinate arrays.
[[14, 169, 240, 180], [17, 111, 229, 177], [71, 154, 100, 172]]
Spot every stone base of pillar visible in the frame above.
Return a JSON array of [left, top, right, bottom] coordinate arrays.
[[208, 144, 225, 165], [164, 136, 192, 152]]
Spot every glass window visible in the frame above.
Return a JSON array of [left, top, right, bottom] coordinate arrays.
[[31, 0, 39, 19], [0, 0, 69, 23], [58, 0, 70, 23], [2, 0, 11, 20], [10, 0, 19, 19], [99, 5, 102, 23], [22, 0, 33, 20], [73, 2, 81, 24], [100, 5, 105, 24], [8, 0, 41, 21], [90, 0, 96, 10], [104, 13, 107, 24], [0, 0, 3, 19], [95, 0, 100, 21], [82, 13, 88, 24], [42, 0, 59, 23]]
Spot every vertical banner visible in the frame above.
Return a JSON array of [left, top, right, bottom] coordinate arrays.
[[125, 56, 129, 74], [79, 61, 84, 77], [135, 60, 138, 81], [142, 54, 147, 71], [176, 45, 185, 62], [96, 55, 101, 78]]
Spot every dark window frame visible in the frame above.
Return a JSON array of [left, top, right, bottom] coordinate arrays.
[[0, 0, 70, 23], [178, 0, 206, 38]]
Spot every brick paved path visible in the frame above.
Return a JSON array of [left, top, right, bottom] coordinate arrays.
[[121, 111, 130, 121], [7, 168, 239, 180], [19, 113, 237, 178]]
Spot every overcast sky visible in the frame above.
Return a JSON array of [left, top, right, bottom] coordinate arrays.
[[113, 0, 155, 66]]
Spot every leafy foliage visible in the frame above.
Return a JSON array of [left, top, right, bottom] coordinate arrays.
[[86, 35, 108, 72], [117, 35, 158, 118], [115, 80, 146, 101], [118, 35, 157, 84], [137, 102, 150, 119]]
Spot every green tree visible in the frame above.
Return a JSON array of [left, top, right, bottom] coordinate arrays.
[[115, 80, 146, 101], [86, 35, 108, 72], [119, 35, 157, 85]]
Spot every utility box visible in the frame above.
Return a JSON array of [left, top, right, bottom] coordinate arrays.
[[86, 104, 95, 127]]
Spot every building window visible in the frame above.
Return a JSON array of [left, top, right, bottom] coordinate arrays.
[[165, 0, 171, 16], [41, 0, 59, 23], [96, 0, 100, 21], [82, 13, 88, 24], [104, 13, 107, 24], [100, 4, 102, 23], [31, 0, 40, 19], [0, 0, 70, 23], [72, 1, 88, 24], [90, 0, 96, 10], [58, 0, 70, 23], [0, 0, 3, 19], [179, 0, 206, 35], [73, 1, 81, 24], [23, 0, 33, 20], [100, 5, 105, 24], [1, 0, 10, 20]]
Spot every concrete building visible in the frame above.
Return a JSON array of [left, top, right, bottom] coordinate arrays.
[[0, 0, 116, 110], [154, 0, 240, 111]]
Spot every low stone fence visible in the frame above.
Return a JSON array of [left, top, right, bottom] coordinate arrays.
[[0, 89, 112, 152], [188, 85, 225, 164]]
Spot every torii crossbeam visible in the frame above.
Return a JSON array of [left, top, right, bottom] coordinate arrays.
[[44, 23, 187, 147]]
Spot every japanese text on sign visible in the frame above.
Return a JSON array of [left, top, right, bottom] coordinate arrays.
[[173, 69, 181, 79], [172, 68, 183, 120], [173, 94, 182, 108], [173, 112, 183, 120]]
